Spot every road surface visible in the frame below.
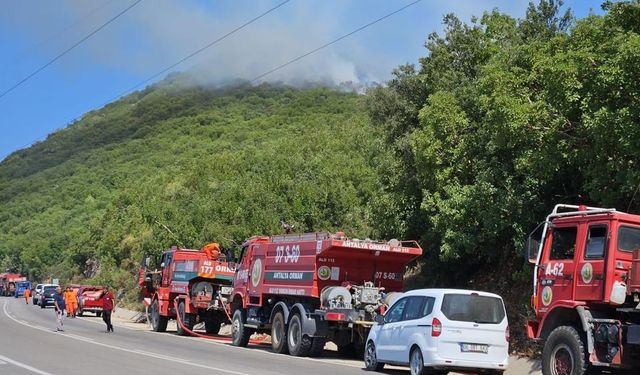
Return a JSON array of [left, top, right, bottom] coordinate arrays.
[[0, 297, 540, 375]]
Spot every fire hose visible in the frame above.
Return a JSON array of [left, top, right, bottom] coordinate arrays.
[[173, 297, 268, 345]]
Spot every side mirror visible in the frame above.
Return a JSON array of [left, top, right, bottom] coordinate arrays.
[[374, 314, 385, 325], [228, 262, 237, 272], [526, 237, 540, 264], [525, 221, 546, 264]]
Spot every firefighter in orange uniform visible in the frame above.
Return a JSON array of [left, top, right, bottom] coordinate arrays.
[[63, 287, 71, 317], [203, 242, 221, 260], [67, 288, 78, 318], [24, 288, 31, 304]]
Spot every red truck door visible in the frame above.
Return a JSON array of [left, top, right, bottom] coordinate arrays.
[[574, 222, 608, 301], [538, 224, 582, 309]]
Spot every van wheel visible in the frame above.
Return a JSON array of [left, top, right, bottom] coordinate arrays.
[[231, 309, 253, 347], [287, 314, 311, 356], [150, 299, 168, 332], [542, 326, 587, 375], [271, 311, 288, 354], [410, 347, 428, 375], [364, 340, 384, 371]]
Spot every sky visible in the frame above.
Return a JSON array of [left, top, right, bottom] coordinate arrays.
[[0, 0, 606, 160]]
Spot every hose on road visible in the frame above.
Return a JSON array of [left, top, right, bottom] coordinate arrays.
[[173, 297, 268, 345]]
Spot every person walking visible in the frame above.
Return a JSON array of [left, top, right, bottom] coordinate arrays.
[[23, 288, 31, 304], [52, 286, 66, 332], [67, 288, 78, 318], [63, 287, 70, 317], [101, 286, 115, 333]]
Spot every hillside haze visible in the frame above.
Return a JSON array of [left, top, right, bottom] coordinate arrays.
[[0, 77, 380, 288]]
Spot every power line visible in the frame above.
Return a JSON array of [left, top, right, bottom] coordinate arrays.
[[0, 0, 143, 101], [1, 0, 290, 161], [113, 0, 290, 101], [2, 0, 118, 70], [251, 0, 422, 82]]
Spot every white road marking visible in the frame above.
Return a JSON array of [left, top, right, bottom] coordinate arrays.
[[2, 302, 249, 375], [5, 300, 365, 371], [0, 359, 7, 365], [0, 354, 55, 375]]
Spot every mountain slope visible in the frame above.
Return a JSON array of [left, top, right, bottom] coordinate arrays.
[[0, 80, 380, 290]]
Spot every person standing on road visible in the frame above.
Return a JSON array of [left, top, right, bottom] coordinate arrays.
[[67, 288, 78, 318], [101, 286, 115, 333], [53, 286, 66, 332], [23, 288, 31, 304]]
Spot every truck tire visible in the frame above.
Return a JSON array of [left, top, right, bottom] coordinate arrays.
[[150, 299, 168, 332], [542, 326, 587, 375], [271, 311, 289, 354], [176, 301, 195, 336], [364, 340, 385, 371], [231, 309, 253, 347], [205, 316, 222, 334], [309, 337, 326, 357], [287, 314, 312, 357]]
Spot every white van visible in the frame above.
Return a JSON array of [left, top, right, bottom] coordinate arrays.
[[365, 289, 509, 375]]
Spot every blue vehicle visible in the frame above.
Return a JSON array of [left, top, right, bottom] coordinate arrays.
[[14, 281, 32, 298]]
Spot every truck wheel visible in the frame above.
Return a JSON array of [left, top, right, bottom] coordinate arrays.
[[542, 326, 587, 375], [364, 340, 385, 371], [271, 311, 289, 354], [231, 309, 253, 347], [287, 314, 312, 356], [150, 299, 168, 332], [176, 301, 195, 336], [205, 316, 222, 334], [309, 337, 326, 357]]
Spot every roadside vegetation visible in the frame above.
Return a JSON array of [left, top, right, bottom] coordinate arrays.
[[1, 0, 639, 352]]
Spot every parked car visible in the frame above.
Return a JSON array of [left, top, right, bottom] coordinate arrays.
[[77, 285, 104, 317], [38, 284, 59, 308], [365, 289, 509, 375], [32, 284, 44, 304]]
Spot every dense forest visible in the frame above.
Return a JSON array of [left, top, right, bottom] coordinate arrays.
[[1, 0, 639, 350]]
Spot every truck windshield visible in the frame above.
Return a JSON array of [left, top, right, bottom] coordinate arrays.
[[441, 294, 505, 324], [618, 226, 640, 252]]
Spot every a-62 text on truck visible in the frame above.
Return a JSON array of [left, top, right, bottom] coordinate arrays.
[[526, 204, 640, 374]]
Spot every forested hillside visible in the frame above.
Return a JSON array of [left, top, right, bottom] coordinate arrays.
[[0, 81, 381, 291], [1, 0, 639, 351]]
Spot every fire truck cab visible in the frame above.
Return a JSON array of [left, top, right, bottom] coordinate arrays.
[[526, 204, 640, 373]]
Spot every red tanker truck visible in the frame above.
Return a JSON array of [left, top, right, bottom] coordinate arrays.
[[526, 204, 640, 374], [139, 243, 235, 336], [229, 232, 422, 357]]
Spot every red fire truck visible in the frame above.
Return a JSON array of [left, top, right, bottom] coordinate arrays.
[[139, 244, 235, 336], [526, 204, 640, 374], [229, 232, 422, 357], [0, 273, 24, 297]]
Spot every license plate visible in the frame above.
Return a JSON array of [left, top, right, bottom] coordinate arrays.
[[460, 343, 488, 353], [220, 287, 233, 295]]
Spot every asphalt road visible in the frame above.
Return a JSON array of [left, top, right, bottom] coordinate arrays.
[[0, 297, 399, 375]]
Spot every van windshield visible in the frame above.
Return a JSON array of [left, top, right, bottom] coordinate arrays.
[[441, 294, 505, 324]]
